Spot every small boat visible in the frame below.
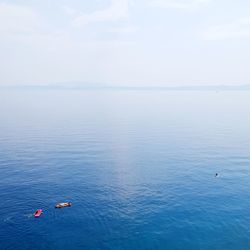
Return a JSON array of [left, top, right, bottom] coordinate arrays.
[[55, 202, 72, 208], [34, 209, 43, 218]]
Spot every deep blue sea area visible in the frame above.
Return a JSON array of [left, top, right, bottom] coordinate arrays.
[[1, 90, 250, 250]]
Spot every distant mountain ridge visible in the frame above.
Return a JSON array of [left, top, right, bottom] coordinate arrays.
[[1, 83, 250, 91]]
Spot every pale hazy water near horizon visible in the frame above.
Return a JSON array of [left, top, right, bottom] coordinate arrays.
[[1, 90, 250, 250]]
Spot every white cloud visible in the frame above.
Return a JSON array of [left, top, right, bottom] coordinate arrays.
[[62, 5, 79, 16], [107, 26, 138, 35], [149, 0, 211, 9], [1, 0, 250, 86], [0, 2, 39, 34], [202, 18, 250, 40], [72, 0, 129, 27]]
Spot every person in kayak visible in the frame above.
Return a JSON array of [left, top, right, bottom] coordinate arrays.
[[34, 209, 43, 217], [55, 202, 72, 208]]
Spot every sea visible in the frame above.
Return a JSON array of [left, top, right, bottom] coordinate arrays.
[[1, 89, 250, 250]]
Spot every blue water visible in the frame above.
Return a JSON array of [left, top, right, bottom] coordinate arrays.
[[1, 90, 250, 249]]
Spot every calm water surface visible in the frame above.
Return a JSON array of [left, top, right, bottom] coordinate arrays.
[[1, 90, 250, 249]]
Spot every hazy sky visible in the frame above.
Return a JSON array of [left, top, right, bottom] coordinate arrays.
[[0, 0, 250, 86]]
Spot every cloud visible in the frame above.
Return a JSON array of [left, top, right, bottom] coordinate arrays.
[[107, 26, 138, 35], [0, 2, 39, 34], [72, 0, 129, 27], [202, 18, 250, 40], [62, 5, 79, 16], [0, 2, 74, 53], [149, 0, 211, 9]]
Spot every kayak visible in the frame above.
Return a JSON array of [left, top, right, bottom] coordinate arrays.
[[34, 209, 43, 218], [55, 202, 72, 208]]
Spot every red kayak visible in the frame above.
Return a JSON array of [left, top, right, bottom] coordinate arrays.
[[34, 209, 43, 218]]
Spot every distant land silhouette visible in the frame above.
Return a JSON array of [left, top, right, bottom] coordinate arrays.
[[1, 83, 250, 91]]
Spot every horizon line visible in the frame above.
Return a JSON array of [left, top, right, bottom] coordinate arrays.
[[1, 83, 250, 91]]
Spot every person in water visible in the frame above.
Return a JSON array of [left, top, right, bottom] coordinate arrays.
[[55, 202, 72, 208], [215, 173, 218, 177]]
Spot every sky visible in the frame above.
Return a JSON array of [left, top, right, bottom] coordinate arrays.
[[0, 0, 250, 86]]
